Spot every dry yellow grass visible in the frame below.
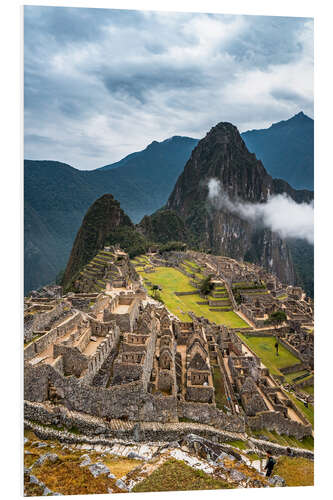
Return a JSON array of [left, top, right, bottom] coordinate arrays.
[[274, 456, 314, 487], [24, 431, 139, 495], [103, 455, 141, 478], [32, 458, 125, 495]]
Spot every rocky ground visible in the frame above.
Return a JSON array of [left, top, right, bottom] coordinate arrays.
[[24, 428, 313, 496]]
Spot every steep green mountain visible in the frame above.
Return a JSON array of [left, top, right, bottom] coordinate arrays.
[[138, 209, 193, 245], [62, 194, 143, 290], [241, 112, 314, 190], [142, 122, 313, 287]]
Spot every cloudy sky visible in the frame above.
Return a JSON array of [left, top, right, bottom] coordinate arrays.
[[24, 6, 313, 170]]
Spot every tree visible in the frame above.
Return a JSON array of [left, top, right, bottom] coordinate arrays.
[[152, 284, 163, 301], [151, 285, 163, 303], [234, 291, 243, 305], [200, 275, 215, 295], [266, 310, 287, 328]]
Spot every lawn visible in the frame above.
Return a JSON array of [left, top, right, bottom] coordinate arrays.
[[211, 365, 227, 410], [138, 266, 248, 327], [132, 458, 233, 492], [237, 334, 300, 376]]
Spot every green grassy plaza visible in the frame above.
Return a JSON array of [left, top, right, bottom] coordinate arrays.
[[135, 264, 248, 327], [237, 334, 300, 377]]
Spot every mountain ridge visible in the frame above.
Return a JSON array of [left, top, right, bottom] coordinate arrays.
[[24, 112, 314, 294]]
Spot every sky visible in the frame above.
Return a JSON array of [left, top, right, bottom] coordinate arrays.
[[24, 6, 314, 170]]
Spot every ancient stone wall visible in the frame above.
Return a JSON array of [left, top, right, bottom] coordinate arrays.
[[186, 385, 214, 403], [24, 300, 69, 341], [246, 410, 312, 439], [279, 338, 303, 361], [178, 401, 245, 433], [53, 344, 88, 377]]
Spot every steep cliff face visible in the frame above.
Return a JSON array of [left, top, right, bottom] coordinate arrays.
[[62, 194, 133, 289], [166, 122, 313, 284]]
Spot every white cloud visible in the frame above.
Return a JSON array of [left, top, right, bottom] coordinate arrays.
[[207, 178, 314, 244]]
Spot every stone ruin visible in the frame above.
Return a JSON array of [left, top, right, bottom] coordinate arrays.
[[24, 249, 313, 439]]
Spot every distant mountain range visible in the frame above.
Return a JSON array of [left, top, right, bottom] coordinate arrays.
[[24, 112, 313, 294], [241, 112, 314, 190]]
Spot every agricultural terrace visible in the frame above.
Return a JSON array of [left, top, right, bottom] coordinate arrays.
[[135, 263, 248, 328]]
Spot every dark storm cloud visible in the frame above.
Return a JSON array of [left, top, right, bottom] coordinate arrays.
[[223, 16, 307, 68], [24, 6, 313, 169], [270, 88, 312, 107], [102, 65, 208, 104]]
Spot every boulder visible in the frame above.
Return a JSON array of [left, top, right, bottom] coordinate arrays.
[[269, 475, 286, 487], [230, 469, 246, 482], [79, 454, 92, 467], [34, 453, 59, 466], [88, 462, 112, 478], [115, 479, 129, 491]]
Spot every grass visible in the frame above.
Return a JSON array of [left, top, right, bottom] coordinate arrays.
[[237, 334, 300, 377], [102, 456, 141, 478], [301, 385, 314, 396], [138, 266, 248, 327], [211, 365, 227, 410], [274, 456, 314, 487], [288, 391, 314, 427], [284, 370, 310, 384], [24, 333, 44, 347], [32, 457, 124, 495], [249, 428, 314, 450], [227, 440, 248, 450], [132, 458, 233, 492], [24, 431, 136, 496]]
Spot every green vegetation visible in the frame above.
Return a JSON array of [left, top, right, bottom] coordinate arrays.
[[211, 365, 227, 410], [265, 310, 287, 327], [274, 456, 314, 487], [139, 209, 191, 245], [238, 334, 299, 377], [226, 440, 248, 450], [139, 266, 248, 326], [159, 241, 187, 252], [277, 294, 288, 301], [288, 392, 314, 427], [301, 385, 314, 396], [232, 281, 265, 290], [132, 458, 233, 492], [199, 275, 215, 295], [105, 226, 149, 258], [249, 428, 314, 451]]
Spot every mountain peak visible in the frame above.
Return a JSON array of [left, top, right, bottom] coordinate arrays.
[[62, 193, 133, 289], [291, 111, 312, 121]]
